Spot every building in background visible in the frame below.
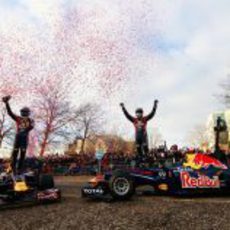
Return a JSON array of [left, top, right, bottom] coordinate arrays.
[[148, 128, 163, 149], [66, 134, 135, 156]]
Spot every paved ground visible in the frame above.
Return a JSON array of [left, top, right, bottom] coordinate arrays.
[[0, 176, 230, 230]]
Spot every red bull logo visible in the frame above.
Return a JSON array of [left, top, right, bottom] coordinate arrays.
[[180, 171, 220, 189], [194, 153, 227, 170], [183, 153, 227, 170]]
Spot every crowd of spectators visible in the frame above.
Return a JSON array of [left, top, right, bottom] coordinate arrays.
[[27, 153, 97, 175], [101, 145, 186, 170], [0, 145, 228, 175]]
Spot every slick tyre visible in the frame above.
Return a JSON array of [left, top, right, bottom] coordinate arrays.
[[39, 174, 55, 190], [109, 170, 135, 200]]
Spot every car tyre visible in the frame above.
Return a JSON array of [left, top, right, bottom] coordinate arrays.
[[39, 174, 55, 190], [109, 170, 135, 200]]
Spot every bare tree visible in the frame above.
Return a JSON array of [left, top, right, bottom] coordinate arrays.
[[33, 77, 77, 156], [219, 75, 230, 107], [75, 103, 104, 153], [101, 134, 135, 154], [0, 108, 14, 147], [149, 128, 163, 148], [187, 124, 209, 148]]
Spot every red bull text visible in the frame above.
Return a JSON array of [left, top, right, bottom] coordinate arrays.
[[180, 171, 220, 189]]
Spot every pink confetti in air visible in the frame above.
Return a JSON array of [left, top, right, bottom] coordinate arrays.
[[0, 0, 162, 151]]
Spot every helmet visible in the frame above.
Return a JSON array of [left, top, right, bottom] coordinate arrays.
[[135, 108, 143, 119], [170, 145, 178, 152], [20, 107, 31, 117], [135, 108, 143, 114]]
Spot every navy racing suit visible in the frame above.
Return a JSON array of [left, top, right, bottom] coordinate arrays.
[[121, 104, 157, 159], [5, 102, 34, 174]]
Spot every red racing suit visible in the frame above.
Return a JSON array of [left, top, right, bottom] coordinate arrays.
[[5, 102, 34, 173], [122, 105, 157, 157]]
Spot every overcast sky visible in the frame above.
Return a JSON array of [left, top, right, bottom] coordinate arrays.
[[0, 0, 229, 147]]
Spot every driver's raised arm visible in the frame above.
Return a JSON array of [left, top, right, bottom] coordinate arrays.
[[145, 100, 158, 121], [120, 103, 135, 123], [5, 101, 17, 121]]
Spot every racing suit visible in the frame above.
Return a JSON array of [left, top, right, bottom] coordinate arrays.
[[5, 102, 34, 174], [121, 105, 157, 159]]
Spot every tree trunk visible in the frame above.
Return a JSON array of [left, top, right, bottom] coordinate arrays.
[[80, 124, 89, 154], [40, 129, 50, 157], [81, 138, 86, 154]]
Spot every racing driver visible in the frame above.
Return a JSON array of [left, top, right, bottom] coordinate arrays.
[[120, 100, 158, 163], [2, 95, 34, 174]]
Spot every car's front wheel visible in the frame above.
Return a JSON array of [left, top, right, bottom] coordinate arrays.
[[109, 170, 135, 200], [39, 174, 55, 190]]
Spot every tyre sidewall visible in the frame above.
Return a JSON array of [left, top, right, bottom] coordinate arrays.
[[39, 174, 55, 190], [109, 170, 135, 200]]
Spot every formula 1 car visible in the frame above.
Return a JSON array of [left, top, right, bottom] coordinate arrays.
[[0, 171, 61, 208], [81, 153, 230, 201]]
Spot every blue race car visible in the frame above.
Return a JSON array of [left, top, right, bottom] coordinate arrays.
[[81, 153, 230, 200], [0, 171, 61, 207]]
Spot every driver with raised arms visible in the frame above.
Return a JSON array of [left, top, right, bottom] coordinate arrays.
[[120, 100, 158, 164], [2, 96, 34, 175]]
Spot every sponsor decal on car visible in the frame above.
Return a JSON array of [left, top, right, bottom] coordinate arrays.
[[183, 153, 227, 170], [37, 189, 59, 200], [83, 188, 104, 195], [180, 171, 220, 189], [158, 171, 167, 179]]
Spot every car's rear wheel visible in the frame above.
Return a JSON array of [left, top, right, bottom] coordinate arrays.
[[39, 174, 54, 190], [109, 170, 135, 200]]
